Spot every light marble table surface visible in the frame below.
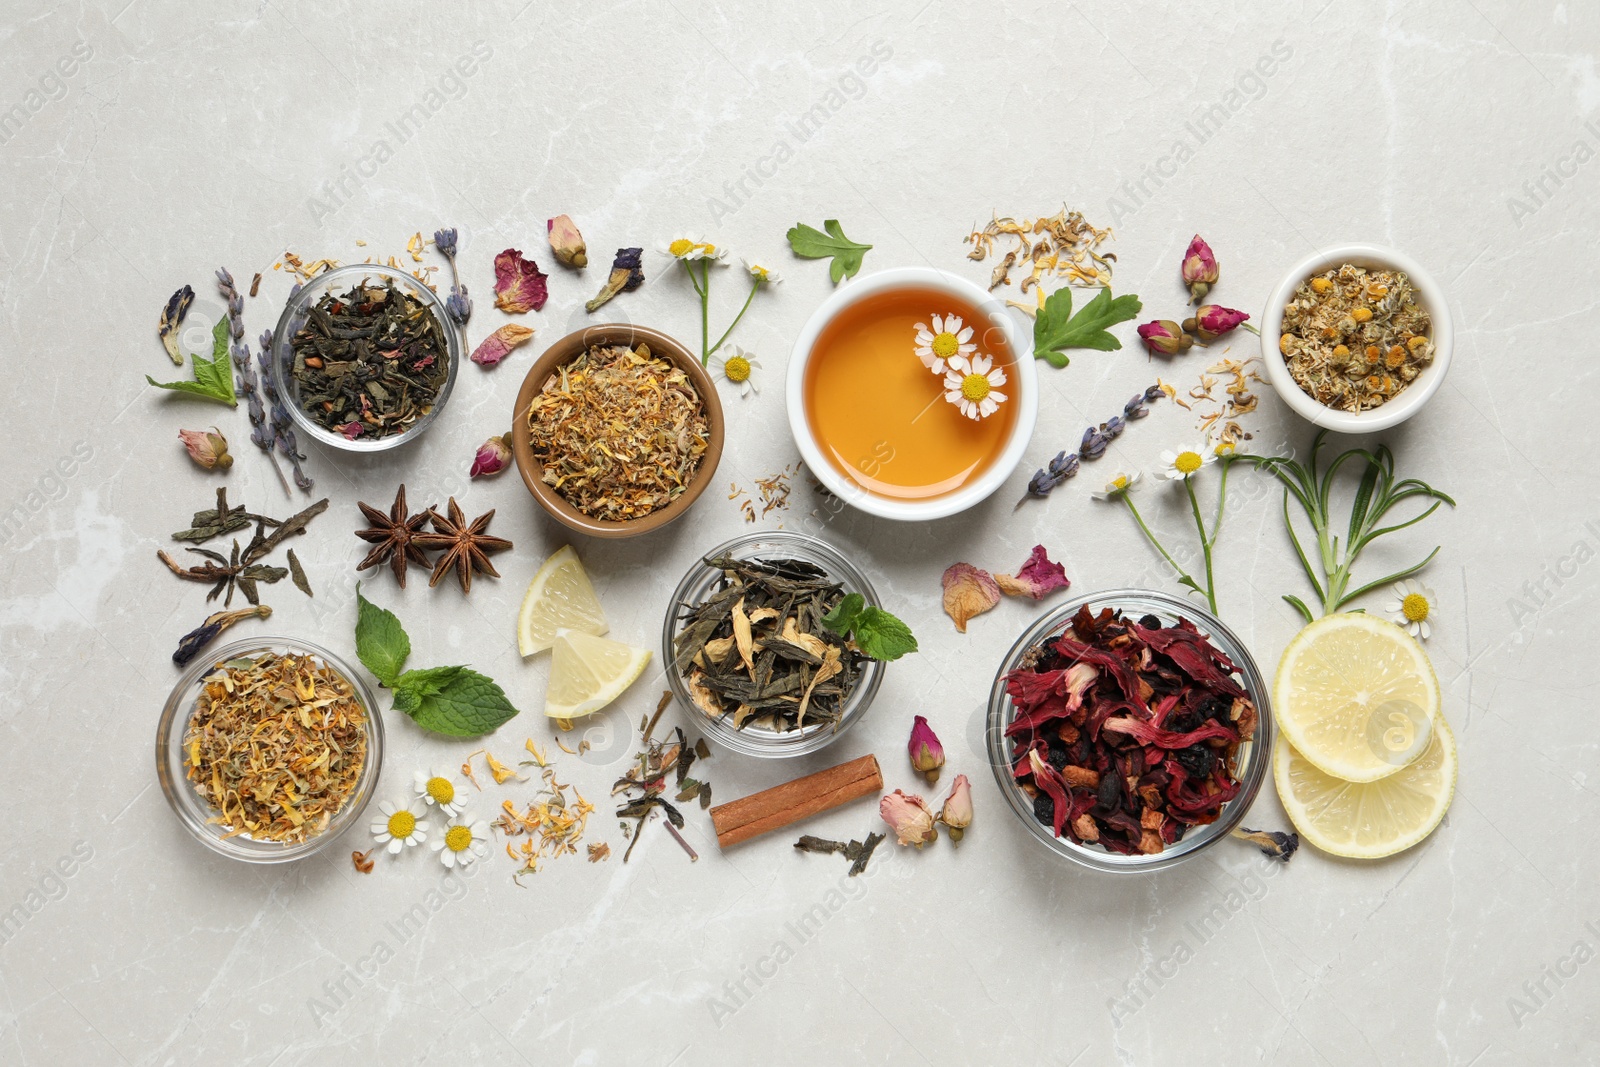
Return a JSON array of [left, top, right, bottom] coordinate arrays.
[[2, 2, 1596, 1065]]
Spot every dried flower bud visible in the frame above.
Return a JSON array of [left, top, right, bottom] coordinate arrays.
[[1124, 392, 1150, 419], [547, 215, 587, 269], [1047, 451, 1080, 480], [1102, 415, 1126, 439], [938, 774, 973, 841], [178, 427, 233, 471], [585, 248, 645, 313], [1027, 469, 1057, 497], [879, 789, 937, 848], [1137, 320, 1193, 356], [1080, 425, 1108, 459], [1189, 305, 1251, 343], [446, 285, 472, 326], [908, 715, 945, 782], [470, 434, 513, 478], [434, 227, 459, 259], [1182, 234, 1219, 304]]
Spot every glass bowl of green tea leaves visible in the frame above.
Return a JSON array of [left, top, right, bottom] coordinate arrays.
[[664, 532, 891, 758], [985, 590, 1273, 874], [156, 637, 384, 863], [270, 264, 460, 452]]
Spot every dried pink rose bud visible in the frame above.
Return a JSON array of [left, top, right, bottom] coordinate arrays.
[[1182, 235, 1219, 304], [938, 774, 973, 842], [1187, 305, 1250, 343], [1137, 320, 1194, 357], [470, 434, 512, 478], [908, 715, 945, 783], [547, 215, 587, 269], [879, 789, 938, 848], [178, 427, 232, 471]]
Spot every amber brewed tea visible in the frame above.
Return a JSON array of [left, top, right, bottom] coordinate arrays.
[[803, 287, 1019, 500]]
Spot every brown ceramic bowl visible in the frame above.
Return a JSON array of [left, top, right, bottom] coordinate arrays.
[[511, 323, 724, 539]]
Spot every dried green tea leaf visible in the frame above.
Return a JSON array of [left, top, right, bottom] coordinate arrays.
[[287, 549, 312, 597]]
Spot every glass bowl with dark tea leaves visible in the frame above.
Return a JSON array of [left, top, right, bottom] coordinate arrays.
[[985, 589, 1273, 874], [663, 532, 886, 758], [156, 637, 385, 863], [270, 263, 461, 452]]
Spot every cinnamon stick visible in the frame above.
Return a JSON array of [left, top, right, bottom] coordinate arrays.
[[710, 754, 882, 849]]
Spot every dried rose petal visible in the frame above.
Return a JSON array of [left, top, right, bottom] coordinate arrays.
[[996, 545, 1070, 600], [337, 421, 364, 440], [879, 789, 937, 847], [941, 563, 1000, 633], [470, 323, 536, 368], [493, 248, 548, 313]]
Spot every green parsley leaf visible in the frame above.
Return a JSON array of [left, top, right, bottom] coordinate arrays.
[[820, 592, 866, 635], [851, 606, 918, 661], [146, 317, 238, 406], [786, 219, 872, 283], [354, 583, 410, 687], [397, 668, 520, 738], [1032, 286, 1143, 368]]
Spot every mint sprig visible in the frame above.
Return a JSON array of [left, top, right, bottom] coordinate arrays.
[[821, 593, 918, 662], [146, 317, 239, 406], [1032, 286, 1143, 368], [354, 585, 520, 737]]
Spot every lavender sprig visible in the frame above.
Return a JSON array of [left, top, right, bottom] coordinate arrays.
[[217, 268, 289, 494], [258, 329, 313, 492], [1019, 385, 1165, 505], [435, 227, 471, 327]]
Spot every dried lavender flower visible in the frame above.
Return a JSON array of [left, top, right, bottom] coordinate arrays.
[[1018, 386, 1164, 505], [433, 227, 458, 259], [1124, 392, 1150, 419], [434, 226, 471, 327], [256, 330, 313, 492], [1102, 415, 1126, 440], [219, 269, 289, 494], [446, 286, 471, 326], [1080, 426, 1108, 460]]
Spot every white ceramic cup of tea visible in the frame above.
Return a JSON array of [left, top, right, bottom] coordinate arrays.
[[786, 266, 1037, 522]]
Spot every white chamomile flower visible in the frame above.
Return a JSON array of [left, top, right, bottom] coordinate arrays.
[[413, 768, 467, 817], [1158, 443, 1217, 481], [743, 259, 781, 285], [1385, 579, 1435, 640], [712, 346, 761, 397], [942, 353, 1008, 420], [658, 234, 726, 262], [913, 313, 976, 375], [431, 811, 490, 869], [370, 799, 429, 855], [1092, 472, 1142, 500]]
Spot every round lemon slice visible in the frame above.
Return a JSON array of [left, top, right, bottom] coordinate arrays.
[[1272, 613, 1440, 783], [543, 629, 651, 719], [518, 545, 608, 656], [1274, 717, 1456, 859]]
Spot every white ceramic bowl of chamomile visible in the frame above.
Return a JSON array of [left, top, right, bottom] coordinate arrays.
[[785, 266, 1036, 521], [1261, 243, 1452, 434]]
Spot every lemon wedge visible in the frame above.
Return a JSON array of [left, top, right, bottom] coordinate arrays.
[[1274, 716, 1456, 859], [517, 545, 608, 656], [1272, 613, 1440, 783], [543, 629, 651, 719]]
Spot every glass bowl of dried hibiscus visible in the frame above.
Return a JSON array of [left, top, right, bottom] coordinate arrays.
[[985, 590, 1272, 873]]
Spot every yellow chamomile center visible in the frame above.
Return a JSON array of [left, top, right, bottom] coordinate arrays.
[[1402, 593, 1430, 622], [445, 825, 474, 852], [961, 373, 991, 402], [669, 238, 694, 257], [1174, 450, 1204, 475], [932, 332, 960, 359], [724, 355, 751, 382], [387, 811, 417, 838], [700, 242, 717, 255], [426, 776, 455, 804], [750, 265, 770, 281]]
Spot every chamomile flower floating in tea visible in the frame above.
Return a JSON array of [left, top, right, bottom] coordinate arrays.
[[414, 768, 467, 816], [712, 346, 761, 396], [1386, 579, 1436, 640], [913, 313, 975, 375], [1159, 443, 1216, 481], [432, 811, 490, 868], [942, 353, 1008, 420], [371, 800, 428, 854]]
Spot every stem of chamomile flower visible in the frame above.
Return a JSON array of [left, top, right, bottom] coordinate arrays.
[[709, 279, 759, 356], [1123, 494, 1201, 595], [699, 260, 712, 365], [1183, 475, 1218, 615]]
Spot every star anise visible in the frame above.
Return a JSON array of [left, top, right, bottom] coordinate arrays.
[[413, 498, 513, 593], [355, 484, 434, 588]]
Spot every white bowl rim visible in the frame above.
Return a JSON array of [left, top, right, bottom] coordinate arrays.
[[1259, 242, 1452, 434], [785, 266, 1038, 521]]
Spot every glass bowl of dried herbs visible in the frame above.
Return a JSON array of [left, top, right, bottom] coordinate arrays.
[[511, 323, 724, 538], [269, 264, 460, 452], [663, 532, 885, 758], [156, 637, 385, 863], [985, 590, 1273, 874]]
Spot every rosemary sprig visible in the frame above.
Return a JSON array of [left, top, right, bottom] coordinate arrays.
[[1251, 430, 1454, 622]]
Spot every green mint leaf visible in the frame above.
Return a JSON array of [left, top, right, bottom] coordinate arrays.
[[354, 583, 410, 687], [820, 592, 866, 635], [851, 605, 918, 661], [1032, 287, 1143, 368], [146, 318, 238, 406], [392, 665, 465, 714], [786, 219, 872, 283], [402, 667, 520, 738]]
